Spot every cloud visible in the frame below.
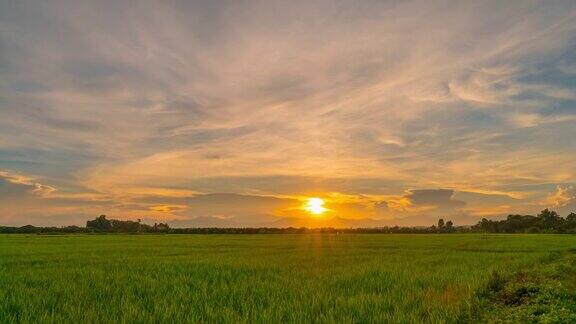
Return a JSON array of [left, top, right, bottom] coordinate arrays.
[[405, 189, 466, 210], [509, 112, 576, 129], [548, 185, 576, 215], [138, 192, 390, 225], [0, 170, 58, 224], [0, 171, 55, 199], [1, 1, 576, 226], [146, 193, 298, 217], [449, 66, 521, 105], [0, 170, 118, 226]]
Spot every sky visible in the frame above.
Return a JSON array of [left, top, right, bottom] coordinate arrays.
[[1, 0, 576, 227]]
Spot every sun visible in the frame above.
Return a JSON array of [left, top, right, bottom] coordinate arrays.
[[304, 197, 327, 216]]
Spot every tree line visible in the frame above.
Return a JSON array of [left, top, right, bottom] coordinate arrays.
[[86, 215, 169, 232], [472, 209, 576, 234], [0, 209, 575, 234]]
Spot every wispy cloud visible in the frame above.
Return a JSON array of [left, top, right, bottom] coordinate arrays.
[[1, 0, 576, 226]]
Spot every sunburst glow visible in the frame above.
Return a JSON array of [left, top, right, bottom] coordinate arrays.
[[304, 198, 327, 216]]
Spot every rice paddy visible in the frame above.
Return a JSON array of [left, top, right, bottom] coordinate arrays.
[[1, 234, 575, 322]]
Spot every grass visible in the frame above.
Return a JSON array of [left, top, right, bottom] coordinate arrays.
[[466, 249, 576, 322], [1, 234, 575, 323]]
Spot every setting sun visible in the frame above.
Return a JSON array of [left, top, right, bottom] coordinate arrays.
[[304, 198, 327, 216]]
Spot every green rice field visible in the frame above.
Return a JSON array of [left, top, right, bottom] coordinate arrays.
[[1, 234, 575, 322]]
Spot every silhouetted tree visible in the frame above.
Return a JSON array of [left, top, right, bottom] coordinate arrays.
[[86, 215, 112, 232], [537, 209, 561, 231], [153, 223, 170, 231], [445, 220, 454, 232], [437, 219, 445, 228]]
